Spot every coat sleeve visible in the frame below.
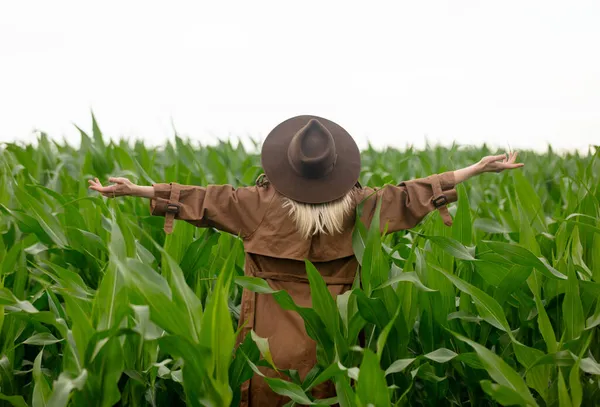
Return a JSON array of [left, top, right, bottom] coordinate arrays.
[[148, 183, 274, 237], [359, 171, 458, 233]]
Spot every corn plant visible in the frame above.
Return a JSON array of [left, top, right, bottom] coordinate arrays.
[[0, 115, 598, 406]]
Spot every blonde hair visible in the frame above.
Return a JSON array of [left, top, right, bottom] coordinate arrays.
[[282, 189, 357, 239]]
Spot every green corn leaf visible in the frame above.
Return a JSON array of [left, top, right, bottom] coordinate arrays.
[[512, 170, 547, 233], [161, 253, 204, 343], [0, 394, 29, 407], [376, 302, 401, 359], [512, 342, 550, 401], [353, 290, 390, 329], [23, 332, 62, 346], [240, 350, 315, 405], [411, 362, 446, 382], [250, 330, 277, 371], [198, 249, 236, 394], [229, 332, 260, 404], [304, 363, 345, 392], [473, 218, 512, 234], [305, 260, 340, 341], [419, 234, 476, 261], [480, 380, 536, 407], [557, 370, 573, 407], [2, 242, 24, 277], [0, 287, 38, 313], [385, 358, 417, 376], [528, 351, 575, 369], [483, 240, 567, 280], [452, 183, 472, 246], [527, 271, 558, 353], [570, 359, 583, 407], [435, 266, 512, 333], [117, 258, 195, 339], [32, 350, 51, 407], [375, 266, 436, 292], [447, 311, 483, 323], [46, 370, 88, 407], [235, 276, 275, 294], [452, 331, 538, 407], [356, 349, 391, 407], [570, 226, 593, 277], [361, 198, 386, 294], [456, 352, 484, 370], [336, 291, 353, 335], [562, 261, 585, 341], [159, 335, 226, 406], [586, 301, 600, 330], [334, 376, 356, 407], [579, 357, 600, 375], [130, 304, 163, 341], [424, 348, 458, 363]]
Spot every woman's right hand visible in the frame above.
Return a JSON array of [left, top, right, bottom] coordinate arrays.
[[88, 177, 139, 198]]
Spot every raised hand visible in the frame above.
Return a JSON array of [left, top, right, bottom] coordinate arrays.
[[477, 151, 524, 174], [453, 151, 524, 184], [88, 177, 138, 198]]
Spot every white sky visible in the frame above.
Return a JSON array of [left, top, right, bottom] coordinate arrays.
[[1, 1, 599, 153]]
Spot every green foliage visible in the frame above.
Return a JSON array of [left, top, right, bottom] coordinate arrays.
[[0, 117, 599, 406]]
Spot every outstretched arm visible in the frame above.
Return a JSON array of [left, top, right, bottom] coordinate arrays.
[[454, 151, 524, 184], [363, 151, 524, 231], [88, 177, 273, 236]]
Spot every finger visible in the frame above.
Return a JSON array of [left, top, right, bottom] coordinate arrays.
[[90, 178, 102, 187], [501, 163, 524, 170], [489, 153, 508, 162], [117, 177, 130, 184], [108, 177, 127, 184], [95, 185, 116, 193], [510, 151, 519, 163], [101, 188, 118, 197]]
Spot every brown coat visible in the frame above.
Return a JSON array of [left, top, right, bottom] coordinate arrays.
[[149, 172, 457, 406]]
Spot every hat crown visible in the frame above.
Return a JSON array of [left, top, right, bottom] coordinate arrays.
[[287, 119, 337, 179], [261, 114, 360, 204]]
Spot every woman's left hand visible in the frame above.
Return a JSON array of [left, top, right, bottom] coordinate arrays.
[[476, 151, 524, 174]]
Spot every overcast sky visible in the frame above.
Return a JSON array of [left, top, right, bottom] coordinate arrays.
[[1, 1, 599, 153]]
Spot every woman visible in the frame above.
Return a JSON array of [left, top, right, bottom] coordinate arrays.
[[89, 115, 523, 406]]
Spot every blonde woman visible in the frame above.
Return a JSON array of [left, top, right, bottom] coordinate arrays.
[[89, 115, 523, 406]]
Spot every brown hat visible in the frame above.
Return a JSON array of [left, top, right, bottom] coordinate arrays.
[[261, 115, 361, 204]]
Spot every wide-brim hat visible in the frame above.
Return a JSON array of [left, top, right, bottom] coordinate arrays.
[[261, 115, 361, 204]]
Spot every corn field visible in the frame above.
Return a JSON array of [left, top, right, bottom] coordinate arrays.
[[0, 116, 599, 407]]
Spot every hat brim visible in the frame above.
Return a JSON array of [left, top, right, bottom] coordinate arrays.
[[261, 115, 361, 204]]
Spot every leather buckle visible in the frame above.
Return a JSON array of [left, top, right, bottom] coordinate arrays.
[[166, 203, 180, 214], [432, 195, 448, 208]]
